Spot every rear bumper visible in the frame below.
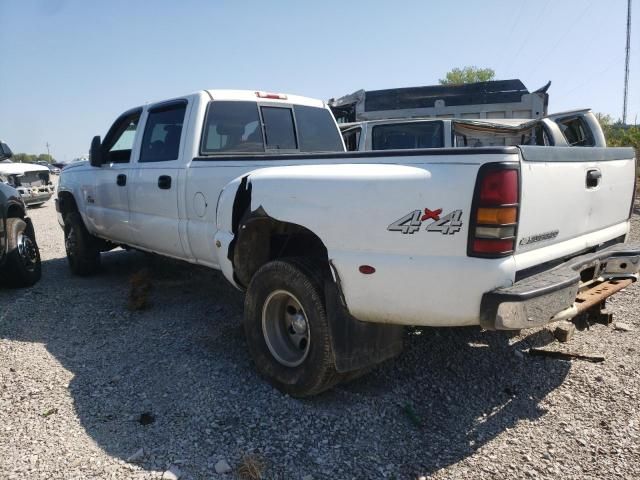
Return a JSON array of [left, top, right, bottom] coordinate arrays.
[[480, 242, 640, 330]]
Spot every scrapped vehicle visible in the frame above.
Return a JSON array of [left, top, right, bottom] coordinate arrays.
[[37, 161, 61, 175], [340, 109, 606, 151], [57, 89, 638, 397], [0, 150, 42, 287], [329, 79, 551, 123], [0, 161, 55, 207]]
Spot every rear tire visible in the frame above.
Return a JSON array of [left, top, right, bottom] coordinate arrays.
[[64, 212, 100, 276], [1, 218, 41, 288], [244, 258, 340, 397]]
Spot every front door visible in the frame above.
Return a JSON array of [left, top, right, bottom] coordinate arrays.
[[128, 100, 189, 258], [85, 109, 141, 244]]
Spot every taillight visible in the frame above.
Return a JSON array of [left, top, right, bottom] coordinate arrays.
[[468, 163, 520, 258]]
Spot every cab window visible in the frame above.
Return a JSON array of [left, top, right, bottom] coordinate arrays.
[[293, 105, 344, 152], [201, 101, 264, 154], [372, 121, 444, 150], [556, 116, 594, 146], [140, 102, 187, 162], [261, 106, 297, 150], [101, 109, 142, 164], [342, 127, 361, 151]]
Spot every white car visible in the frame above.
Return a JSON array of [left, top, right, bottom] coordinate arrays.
[[56, 89, 639, 396]]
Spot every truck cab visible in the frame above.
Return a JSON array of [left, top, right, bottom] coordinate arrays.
[[57, 90, 345, 264]]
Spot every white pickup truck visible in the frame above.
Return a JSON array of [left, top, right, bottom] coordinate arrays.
[[57, 89, 639, 396]]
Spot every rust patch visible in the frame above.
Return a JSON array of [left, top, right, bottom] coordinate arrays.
[[574, 278, 633, 314]]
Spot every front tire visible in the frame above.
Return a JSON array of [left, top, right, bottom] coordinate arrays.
[[64, 212, 100, 276], [244, 259, 339, 397], [1, 218, 41, 288]]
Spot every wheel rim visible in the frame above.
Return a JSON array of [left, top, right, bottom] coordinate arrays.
[[262, 290, 311, 367], [65, 226, 77, 258], [17, 233, 38, 270]]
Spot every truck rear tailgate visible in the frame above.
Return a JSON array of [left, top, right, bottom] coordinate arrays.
[[515, 146, 636, 269]]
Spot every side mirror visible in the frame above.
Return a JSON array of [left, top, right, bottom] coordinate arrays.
[[0, 142, 13, 161], [89, 136, 103, 167]]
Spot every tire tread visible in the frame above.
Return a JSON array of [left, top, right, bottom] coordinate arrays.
[[64, 212, 100, 276], [244, 258, 340, 397], [1, 218, 42, 288]]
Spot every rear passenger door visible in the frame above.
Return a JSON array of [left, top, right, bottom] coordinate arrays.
[[128, 100, 190, 258]]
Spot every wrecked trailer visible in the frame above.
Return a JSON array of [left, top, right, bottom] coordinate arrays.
[[329, 79, 551, 123]]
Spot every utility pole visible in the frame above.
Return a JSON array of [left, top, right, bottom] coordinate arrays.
[[623, 0, 632, 124], [46, 142, 51, 162]]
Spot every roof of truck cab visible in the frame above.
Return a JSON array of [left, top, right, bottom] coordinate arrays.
[[203, 89, 326, 108]]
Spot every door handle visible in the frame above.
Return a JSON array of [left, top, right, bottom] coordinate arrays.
[[586, 169, 601, 188], [158, 175, 172, 190], [116, 174, 127, 186]]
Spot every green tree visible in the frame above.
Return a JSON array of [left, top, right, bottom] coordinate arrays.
[[597, 113, 640, 181], [439, 66, 496, 85], [597, 114, 640, 152], [9, 153, 55, 163], [36, 154, 53, 164]]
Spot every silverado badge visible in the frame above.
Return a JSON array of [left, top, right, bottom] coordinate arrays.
[[519, 230, 559, 246]]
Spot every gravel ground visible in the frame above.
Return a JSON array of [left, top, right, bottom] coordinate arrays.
[[1, 191, 639, 480]]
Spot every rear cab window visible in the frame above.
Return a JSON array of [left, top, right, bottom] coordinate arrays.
[[371, 121, 444, 150], [200, 101, 344, 155], [293, 105, 344, 152], [261, 106, 297, 150]]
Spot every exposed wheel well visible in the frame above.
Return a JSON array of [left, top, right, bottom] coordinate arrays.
[[6, 204, 25, 219], [232, 215, 329, 287], [57, 191, 79, 218]]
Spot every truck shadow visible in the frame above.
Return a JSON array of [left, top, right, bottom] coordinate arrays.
[[1, 250, 570, 479]]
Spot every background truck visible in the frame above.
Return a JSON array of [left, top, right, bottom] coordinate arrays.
[[57, 89, 639, 397], [340, 109, 606, 151], [0, 144, 42, 287], [0, 141, 55, 207], [328, 79, 551, 123]]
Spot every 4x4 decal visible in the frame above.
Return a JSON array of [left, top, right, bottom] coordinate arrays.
[[388, 208, 463, 235]]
